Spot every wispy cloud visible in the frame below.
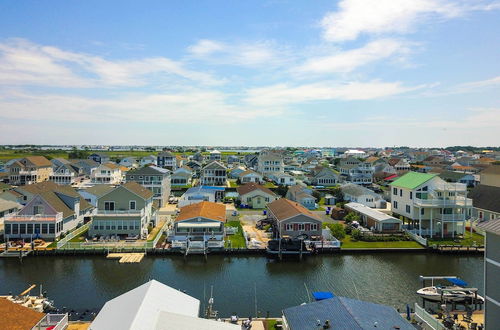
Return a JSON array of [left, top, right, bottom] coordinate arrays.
[[320, 0, 500, 42]]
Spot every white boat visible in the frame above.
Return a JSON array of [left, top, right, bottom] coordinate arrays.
[[416, 286, 484, 303]]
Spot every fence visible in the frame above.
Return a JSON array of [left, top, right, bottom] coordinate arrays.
[[33, 313, 68, 330], [403, 229, 428, 246], [56, 222, 92, 249], [145, 220, 170, 249], [414, 303, 446, 330]]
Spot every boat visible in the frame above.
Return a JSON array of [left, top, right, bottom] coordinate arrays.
[[416, 278, 484, 303], [0, 284, 56, 313]]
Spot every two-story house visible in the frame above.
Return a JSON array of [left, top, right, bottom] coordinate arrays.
[[91, 163, 122, 184], [171, 166, 193, 187], [258, 151, 284, 177], [337, 157, 374, 185], [200, 161, 227, 186], [70, 159, 99, 176], [50, 163, 80, 185], [8, 156, 53, 186], [209, 150, 222, 162], [157, 151, 177, 171], [4, 183, 93, 241], [267, 198, 322, 239], [125, 166, 171, 208], [88, 153, 110, 164], [286, 185, 316, 210], [390, 172, 472, 238], [89, 182, 154, 238], [309, 167, 340, 187]]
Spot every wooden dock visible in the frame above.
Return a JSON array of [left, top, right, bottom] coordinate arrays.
[[106, 253, 145, 263]]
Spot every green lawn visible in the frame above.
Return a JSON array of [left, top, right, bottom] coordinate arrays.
[[341, 235, 424, 249], [69, 229, 88, 242], [228, 180, 239, 188], [428, 231, 484, 247], [266, 320, 280, 329], [224, 221, 247, 248], [263, 182, 277, 188]]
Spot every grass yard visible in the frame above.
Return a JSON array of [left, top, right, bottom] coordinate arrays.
[[265, 319, 280, 330], [147, 221, 166, 242], [427, 231, 484, 247], [341, 235, 424, 249], [224, 220, 247, 248], [263, 182, 277, 188], [228, 180, 239, 188], [69, 229, 89, 242]]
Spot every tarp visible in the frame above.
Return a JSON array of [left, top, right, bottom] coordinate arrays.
[[446, 278, 468, 287], [312, 291, 335, 301]]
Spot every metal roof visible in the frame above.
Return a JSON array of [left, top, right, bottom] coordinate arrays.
[[478, 220, 500, 235], [390, 172, 437, 189], [282, 297, 414, 330], [345, 203, 401, 223]]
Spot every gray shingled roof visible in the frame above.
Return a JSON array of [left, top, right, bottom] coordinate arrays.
[[468, 184, 500, 213], [478, 220, 500, 235]]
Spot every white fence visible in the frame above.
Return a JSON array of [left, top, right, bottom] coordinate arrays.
[[414, 303, 446, 330], [403, 229, 428, 246], [57, 222, 92, 249], [33, 313, 68, 330]]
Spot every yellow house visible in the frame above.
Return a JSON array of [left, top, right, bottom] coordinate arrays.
[[236, 182, 278, 209]]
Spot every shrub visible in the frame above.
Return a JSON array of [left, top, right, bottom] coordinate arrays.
[[344, 212, 360, 224], [352, 229, 362, 240], [328, 223, 346, 240]]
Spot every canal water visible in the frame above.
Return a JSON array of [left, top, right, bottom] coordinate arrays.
[[0, 253, 483, 317]]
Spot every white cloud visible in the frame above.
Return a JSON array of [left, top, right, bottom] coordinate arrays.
[[187, 39, 288, 67], [0, 38, 221, 88], [320, 0, 499, 42], [244, 80, 426, 106], [295, 38, 411, 74]]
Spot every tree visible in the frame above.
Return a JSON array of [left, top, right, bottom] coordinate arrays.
[[328, 223, 346, 240], [344, 212, 360, 224], [275, 184, 288, 197]]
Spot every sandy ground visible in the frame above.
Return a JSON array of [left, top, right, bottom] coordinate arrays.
[[67, 322, 90, 330], [240, 215, 269, 249]]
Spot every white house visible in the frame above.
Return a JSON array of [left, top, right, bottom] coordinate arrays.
[[119, 157, 139, 168], [90, 163, 122, 184], [209, 150, 222, 162], [390, 172, 472, 238], [140, 155, 157, 167], [258, 151, 284, 176], [200, 161, 227, 186], [178, 186, 225, 207], [239, 170, 263, 184], [171, 166, 193, 186], [269, 172, 295, 186], [341, 183, 386, 208]]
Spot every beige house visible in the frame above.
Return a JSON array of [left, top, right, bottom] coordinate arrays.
[[8, 156, 53, 185], [91, 163, 122, 184], [236, 182, 277, 209]]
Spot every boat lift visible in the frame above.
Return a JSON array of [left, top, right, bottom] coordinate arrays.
[[419, 275, 483, 311]]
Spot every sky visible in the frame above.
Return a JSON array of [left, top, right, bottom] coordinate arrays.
[[0, 0, 499, 147]]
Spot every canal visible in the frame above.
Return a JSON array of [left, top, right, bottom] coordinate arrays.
[[0, 253, 483, 317]]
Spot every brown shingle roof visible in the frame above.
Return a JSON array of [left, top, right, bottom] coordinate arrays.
[[480, 164, 500, 175], [102, 162, 120, 170], [176, 201, 226, 222], [267, 198, 321, 221], [0, 298, 45, 330], [24, 156, 52, 167], [236, 182, 276, 197], [122, 182, 154, 200]]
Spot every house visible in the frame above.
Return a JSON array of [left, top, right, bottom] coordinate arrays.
[[480, 164, 500, 187], [236, 182, 277, 209], [423, 155, 446, 167], [209, 149, 222, 162], [267, 198, 322, 239], [239, 169, 263, 184], [90, 163, 122, 184], [88, 153, 110, 164], [468, 184, 500, 222], [337, 157, 374, 185], [49, 163, 79, 185], [200, 161, 227, 186], [90, 280, 238, 330], [140, 155, 157, 167], [171, 166, 193, 186], [89, 182, 154, 238], [125, 166, 171, 208], [269, 172, 295, 186], [171, 201, 226, 250], [477, 221, 500, 328], [258, 151, 284, 176], [388, 157, 411, 172], [0, 182, 12, 193], [341, 183, 386, 208], [178, 186, 225, 207], [192, 152, 204, 163], [3, 183, 93, 240], [390, 172, 472, 238], [0, 298, 47, 330], [309, 167, 340, 186], [228, 166, 246, 179], [119, 157, 139, 168], [0, 198, 21, 219], [286, 185, 316, 210], [345, 202, 402, 232], [78, 184, 116, 207], [185, 161, 202, 177], [439, 170, 476, 187], [70, 159, 99, 176], [7, 156, 53, 185], [244, 154, 259, 169], [157, 151, 177, 171], [227, 155, 240, 166], [282, 296, 413, 330]]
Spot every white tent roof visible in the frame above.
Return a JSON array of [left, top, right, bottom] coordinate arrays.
[[154, 311, 240, 330], [90, 280, 200, 330]]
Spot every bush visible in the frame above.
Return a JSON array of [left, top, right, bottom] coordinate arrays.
[[344, 212, 360, 224], [352, 229, 362, 240], [328, 223, 346, 240]]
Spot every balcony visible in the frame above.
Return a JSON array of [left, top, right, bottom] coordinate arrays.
[[434, 214, 465, 221], [414, 197, 472, 207], [4, 212, 63, 222], [96, 209, 145, 217]]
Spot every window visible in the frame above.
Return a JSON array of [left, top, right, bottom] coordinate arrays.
[[104, 201, 115, 211], [27, 224, 33, 233], [33, 205, 44, 215], [393, 201, 398, 209], [265, 197, 270, 202], [479, 211, 483, 219], [421, 208, 424, 215], [5, 224, 11, 234], [35, 224, 40, 234], [42, 223, 48, 234], [298, 223, 305, 231], [129, 201, 136, 210], [49, 224, 55, 234], [393, 187, 397, 195], [410, 192, 413, 200], [406, 205, 411, 213], [130, 176, 134, 179], [19, 224, 26, 234], [286, 224, 293, 231], [399, 189, 402, 197], [12, 224, 18, 234]]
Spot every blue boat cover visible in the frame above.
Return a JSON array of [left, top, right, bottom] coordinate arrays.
[[312, 291, 335, 301], [446, 278, 468, 287]]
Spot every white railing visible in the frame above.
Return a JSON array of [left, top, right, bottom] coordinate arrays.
[[403, 229, 428, 246], [97, 209, 144, 217], [435, 214, 465, 221], [414, 303, 446, 330], [146, 219, 169, 249], [305, 240, 341, 248], [57, 222, 92, 249], [207, 240, 224, 248], [171, 240, 187, 248], [5, 212, 63, 223], [33, 313, 68, 330], [414, 198, 472, 207], [188, 241, 205, 249]]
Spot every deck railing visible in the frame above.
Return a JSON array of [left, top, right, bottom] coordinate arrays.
[[57, 222, 92, 249], [414, 303, 446, 330], [403, 229, 428, 246]]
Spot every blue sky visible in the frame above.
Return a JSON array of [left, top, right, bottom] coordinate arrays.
[[0, 0, 499, 147]]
